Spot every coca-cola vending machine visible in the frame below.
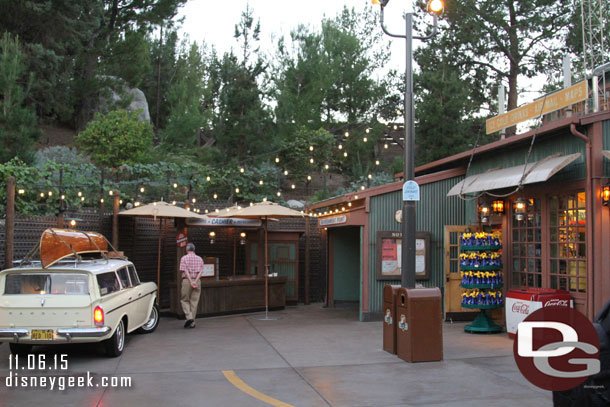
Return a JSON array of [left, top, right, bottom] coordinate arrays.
[[505, 288, 573, 338]]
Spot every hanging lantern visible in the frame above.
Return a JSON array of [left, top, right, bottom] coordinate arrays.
[[209, 231, 216, 244], [492, 200, 505, 214], [514, 198, 527, 221], [479, 203, 490, 223], [240, 232, 246, 245], [602, 185, 610, 206]]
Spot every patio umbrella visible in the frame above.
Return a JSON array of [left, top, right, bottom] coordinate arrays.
[[218, 201, 305, 319], [119, 201, 209, 305]]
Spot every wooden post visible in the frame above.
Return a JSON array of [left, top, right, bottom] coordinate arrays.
[[233, 229, 237, 276], [305, 216, 310, 305], [4, 176, 15, 269], [57, 213, 64, 228], [112, 191, 120, 249]]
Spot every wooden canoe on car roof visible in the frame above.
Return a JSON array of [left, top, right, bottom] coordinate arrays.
[[40, 228, 109, 268]]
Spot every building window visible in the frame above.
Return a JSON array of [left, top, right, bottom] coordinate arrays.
[[512, 198, 542, 288], [549, 192, 587, 292]]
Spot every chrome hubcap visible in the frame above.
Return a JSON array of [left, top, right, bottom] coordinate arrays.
[[117, 321, 124, 351], [143, 308, 158, 330]]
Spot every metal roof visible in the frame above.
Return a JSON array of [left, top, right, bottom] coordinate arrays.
[[447, 153, 581, 196]]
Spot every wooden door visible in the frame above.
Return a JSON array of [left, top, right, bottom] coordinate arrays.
[[268, 242, 298, 302], [444, 225, 478, 320]]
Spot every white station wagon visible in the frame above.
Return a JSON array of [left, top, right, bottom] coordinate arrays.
[[0, 229, 159, 357]]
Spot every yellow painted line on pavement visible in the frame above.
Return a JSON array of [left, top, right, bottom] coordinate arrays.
[[222, 370, 295, 407]]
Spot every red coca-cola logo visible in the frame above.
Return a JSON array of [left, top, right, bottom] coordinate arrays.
[[512, 302, 530, 314], [544, 299, 569, 307]]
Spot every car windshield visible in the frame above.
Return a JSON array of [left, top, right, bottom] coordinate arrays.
[[4, 273, 90, 295]]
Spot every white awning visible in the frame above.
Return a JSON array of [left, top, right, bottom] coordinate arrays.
[[603, 151, 610, 161], [447, 153, 581, 196]]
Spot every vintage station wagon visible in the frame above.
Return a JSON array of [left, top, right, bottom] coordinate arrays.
[[0, 229, 159, 357]]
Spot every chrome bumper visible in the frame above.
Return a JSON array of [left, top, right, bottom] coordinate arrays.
[[57, 327, 111, 341], [0, 329, 28, 342]]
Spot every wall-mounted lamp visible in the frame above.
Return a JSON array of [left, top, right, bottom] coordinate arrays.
[[209, 231, 216, 244], [492, 200, 505, 214], [239, 232, 246, 245], [602, 185, 610, 206], [514, 198, 527, 221], [479, 203, 490, 223]]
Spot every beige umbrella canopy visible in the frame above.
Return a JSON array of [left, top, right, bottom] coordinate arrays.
[[118, 201, 208, 220], [218, 201, 305, 319], [119, 202, 209, 304]]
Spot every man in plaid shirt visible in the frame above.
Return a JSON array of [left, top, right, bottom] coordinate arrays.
[[180, 243, 204, 328]]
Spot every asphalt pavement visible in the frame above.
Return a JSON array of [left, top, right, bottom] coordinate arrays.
[[0, 304, 552, 407]]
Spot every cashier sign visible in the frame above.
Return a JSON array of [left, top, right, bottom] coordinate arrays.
[[514, 307, 600, 391]]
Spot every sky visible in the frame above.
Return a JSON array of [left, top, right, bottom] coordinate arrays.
[[177, 0, 413, 75]]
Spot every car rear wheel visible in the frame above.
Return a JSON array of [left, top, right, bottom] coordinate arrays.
[[104, 319, 125, 357], [137, 304, 159, 334], [9, 343, 32, 355]]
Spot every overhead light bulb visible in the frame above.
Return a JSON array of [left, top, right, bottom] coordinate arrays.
[[213, 194, 217, 199], [366, 128, 370, 134], [284, 170, 288, 175], [309, 158, 314, 164], [309, 146, 314, 151], [173, 183, 178, 188], [291, 184, 296, 189], [338, 144, 343, 150], [344, 131, 349, 137], [240, 168, 245, 173], [376, 160, 380, 165], [140, 187, 145, 193], [259, 180, 264, 185], [235, 187, 240, 193], [206, 176, 211, 181]]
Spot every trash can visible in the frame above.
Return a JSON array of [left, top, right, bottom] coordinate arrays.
[[383, 285, 401, 354], [396, 287, 443, 363], [506, 288, 573, 338]]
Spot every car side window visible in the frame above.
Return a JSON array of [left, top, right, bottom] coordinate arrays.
[[117, 267, 131, 289], [97, 272, 120, 296], [128, 265, 140, 286]]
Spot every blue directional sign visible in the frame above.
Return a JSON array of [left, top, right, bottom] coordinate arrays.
[[402, 180, 420, 201]]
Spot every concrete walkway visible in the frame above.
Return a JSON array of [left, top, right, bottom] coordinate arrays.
[[0, 304, 552, 407]]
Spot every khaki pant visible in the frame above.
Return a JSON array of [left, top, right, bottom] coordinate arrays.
[[180, 279, 201, 320]]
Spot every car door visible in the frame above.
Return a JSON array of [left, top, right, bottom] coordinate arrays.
[[115, 266, 140, 331], [127, 264, 150, 327]]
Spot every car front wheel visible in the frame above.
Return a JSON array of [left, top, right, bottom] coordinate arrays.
[[9, 343, 32, 355], [137, 303, 159, 334], [104, 319, 125, 357]]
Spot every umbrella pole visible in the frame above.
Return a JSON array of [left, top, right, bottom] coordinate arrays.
[[156, 219, 162, 306], [264, 218, 268, 319]]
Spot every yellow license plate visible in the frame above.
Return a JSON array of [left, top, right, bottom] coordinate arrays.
[[31, 329, 53, 340]]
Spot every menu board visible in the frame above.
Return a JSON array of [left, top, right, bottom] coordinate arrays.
[[376, 231, 430, 280]]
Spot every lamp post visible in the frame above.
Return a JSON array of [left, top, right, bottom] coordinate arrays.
[[373, 0, 443, 288]]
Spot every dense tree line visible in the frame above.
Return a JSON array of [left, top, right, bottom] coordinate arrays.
[[1, 0, 606, 205]]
